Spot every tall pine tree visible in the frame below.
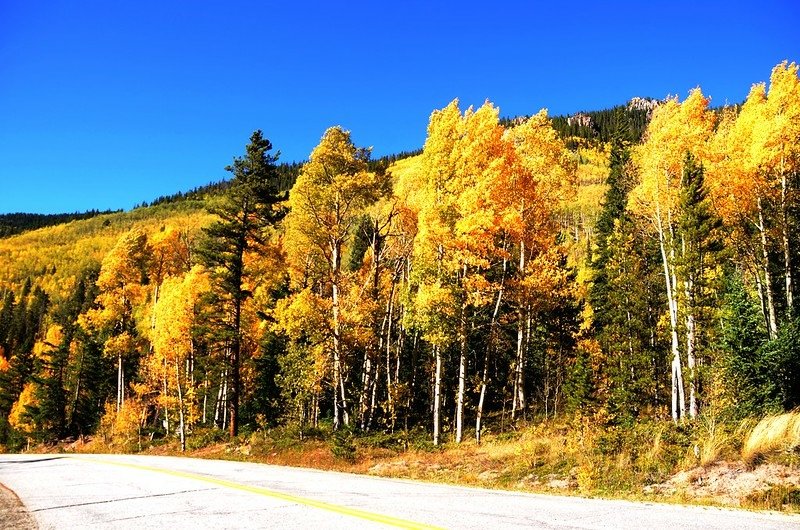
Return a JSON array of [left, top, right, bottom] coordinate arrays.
[[198, 130, 286, 437]]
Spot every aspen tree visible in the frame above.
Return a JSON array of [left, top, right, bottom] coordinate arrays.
[[629, 90, 715, 421], [284, 126, 389, 430]]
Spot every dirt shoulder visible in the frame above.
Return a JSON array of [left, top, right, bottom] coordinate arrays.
[[0, 482, 37, 530]]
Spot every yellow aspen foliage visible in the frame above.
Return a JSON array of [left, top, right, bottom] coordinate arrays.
[[149, 225, 191, 286], [33, 324, 63, 360], [104, 332, 137, 361], [96, 398, 147, 451], [152, 266, 209, 369], [630, 89, 715, 223], [8, 383, 37, 434], [755, 61, 800, 179], [282, 126, 389, 428], [272, 288, 330, 397], [509, 109, 576, 212], [707, 84, 770, 224], [84, 228, 150, 332]]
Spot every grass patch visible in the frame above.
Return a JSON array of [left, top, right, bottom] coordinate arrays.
[[743, 485, 800, 511], [742, 411, 800, 466]]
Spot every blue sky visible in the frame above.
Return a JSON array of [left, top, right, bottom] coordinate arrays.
[[1, 1, 798, 214]]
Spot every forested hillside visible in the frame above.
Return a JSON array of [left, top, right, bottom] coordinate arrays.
[[0, 62, 798, 461], [0, 210, 118, 239]]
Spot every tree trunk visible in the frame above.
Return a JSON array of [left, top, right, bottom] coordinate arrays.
[[685, 275, 697, 419], [512, 242, 526, 421], [203, 373, 208, 424], [433, 345, 442, 446], [755, 270, 770, 335], [358, 353, 372, 430], [176, 360, 186, 452], [656, 206, 684, 422], [229, 299, 241, 438], [781, 165, 793, 315], [163, 357, 170, 435], [385, 287, 396, 431], [117, 352, 123, 413], [331, 240, 349, 429], [758, 196, 779, 340], [68, 345, 85, 427], [477, 258, 505, 444], [455, 297, 467, 444]]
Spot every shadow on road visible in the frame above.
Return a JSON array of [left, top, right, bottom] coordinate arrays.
[[0, 457, 65, 465]]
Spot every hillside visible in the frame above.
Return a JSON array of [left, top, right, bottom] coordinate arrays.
[[0, 201, 213, 301]]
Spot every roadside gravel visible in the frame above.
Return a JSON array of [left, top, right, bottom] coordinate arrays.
[[0, 482, 36, 530]]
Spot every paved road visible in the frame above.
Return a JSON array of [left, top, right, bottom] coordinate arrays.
[[1, 454, 799, 529]]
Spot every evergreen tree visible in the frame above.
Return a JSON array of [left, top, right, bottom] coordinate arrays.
[[590, 131, 666, 421], [719, 274, 774, 417], [676, 153, 724, 417], [590, 132, 632, 331], [197, 130, 286, 437]]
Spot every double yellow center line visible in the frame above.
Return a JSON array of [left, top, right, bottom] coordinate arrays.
[[67, 456, 442, 529]]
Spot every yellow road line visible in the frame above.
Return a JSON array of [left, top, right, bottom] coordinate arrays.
[[66, 455, 442, 530]]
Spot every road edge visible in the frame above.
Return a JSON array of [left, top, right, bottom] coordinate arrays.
[[0, 481, 37, 530]]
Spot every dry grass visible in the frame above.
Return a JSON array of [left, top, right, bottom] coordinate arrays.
[[742, 411, 800, 466], [696, 415, 737, 466]]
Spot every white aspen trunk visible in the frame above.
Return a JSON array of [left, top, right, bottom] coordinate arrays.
[[781, 164, 793, 314], [176, 361, 186, 452], [214, 370, 224, 427], [475, 354, 488, 445], [358, 354, 371, 430], [203, 373, 208, 424], [656, 205, 684, 422], [163, 356, 170, 435], [221, 375, 228, 430], [386, 289, 396, 431], [455, 298, 467, 444], [756, 271, 770, 334], [312, 391, 319, 429], [433, 345, 442, 446], [68, 346, 85, 425], [368, 368, 378, 431], [512, 242, 526, 421], [685, 275, 697, 419], [331, 239, 349, 429], [758, 196, 779, 339], [477, 257, 505, 444], [117, 352, 124, 413]]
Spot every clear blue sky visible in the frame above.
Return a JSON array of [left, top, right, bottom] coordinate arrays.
[[1, 1, 798, 214]]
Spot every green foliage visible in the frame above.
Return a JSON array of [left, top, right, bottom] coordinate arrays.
[[241, 332, 285, 428], [719, 275, 779, 417], [590, 137, 665, 422], [547, 102, 654, 147], [0, 210, 118, 239], [564, 348, 593, 415], [758, 317, 800, 410], [185, 427, 230, 451], [330, 425, 357, 462], [721, 276, 800, 417]]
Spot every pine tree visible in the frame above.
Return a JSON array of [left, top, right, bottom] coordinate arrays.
[[197, 130, 286, 437], [676, 153, 724, 418]]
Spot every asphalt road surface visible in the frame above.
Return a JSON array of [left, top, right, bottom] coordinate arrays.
[[1, 454, 799, 529]]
